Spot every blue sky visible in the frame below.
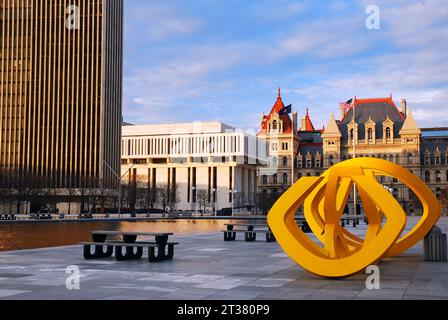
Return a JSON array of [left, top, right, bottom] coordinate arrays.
[[123, 0, 448, 131]]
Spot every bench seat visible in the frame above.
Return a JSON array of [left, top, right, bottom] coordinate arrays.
[[221, 230, 276, 243], [81, 241, 178, 262]]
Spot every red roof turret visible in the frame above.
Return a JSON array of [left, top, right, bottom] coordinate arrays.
[[259, 88, 293, 134]]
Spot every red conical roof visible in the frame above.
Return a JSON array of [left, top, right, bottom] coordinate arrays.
[[271, 87, 285, 113], [259, 88, 293, 134], [303, 108, 316, 131]]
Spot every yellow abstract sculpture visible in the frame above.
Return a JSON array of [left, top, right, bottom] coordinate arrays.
[[267, 158, 441, 278]]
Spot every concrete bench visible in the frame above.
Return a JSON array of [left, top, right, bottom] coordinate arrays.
[[341, 217, 360, 227], [222, 230, 276, 243], [81, 241, 179, 262], [82, 231, 178, 263]]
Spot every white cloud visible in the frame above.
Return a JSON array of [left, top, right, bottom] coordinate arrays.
[[251, 0, 308, 21], [125, 3, 201, 40]]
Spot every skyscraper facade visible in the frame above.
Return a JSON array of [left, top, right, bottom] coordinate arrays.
[[0, 0, 123, 190]]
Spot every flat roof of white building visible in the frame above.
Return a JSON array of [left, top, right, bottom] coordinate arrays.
[[122, 121, 235, 137]]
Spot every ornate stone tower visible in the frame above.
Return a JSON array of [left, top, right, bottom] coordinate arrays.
[[322, 113, 342, 168]]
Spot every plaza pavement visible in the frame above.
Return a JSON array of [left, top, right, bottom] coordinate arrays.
[[0, 217, 447, 300]]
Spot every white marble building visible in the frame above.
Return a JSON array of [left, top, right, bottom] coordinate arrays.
[[121, 122, 265, 213]]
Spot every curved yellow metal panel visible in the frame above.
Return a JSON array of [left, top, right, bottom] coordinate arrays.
[[267, 158, 441, 278]]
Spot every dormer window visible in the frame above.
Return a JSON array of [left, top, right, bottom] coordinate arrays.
[[383, 116, 394, 144], [368, 128, 374, 140], [306, 153, 313, 168], [435, 148, 441, 165], [348, 120, 358, 145], [386, 127, 391, 139], [425, 151, 431, 166], [315, 153, 322, 168], [297, 154, 303, 168], [273, 120, 278, 130], [365, 117, 376, 144]]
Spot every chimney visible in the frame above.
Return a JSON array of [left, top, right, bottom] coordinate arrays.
[[340, 104, 347, 119], [300, 117, 306, 132], [293, 112, 298, 134], [401, 99, 407, 116]]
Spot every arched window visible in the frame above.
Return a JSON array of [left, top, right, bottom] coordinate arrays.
[[273, 120, 278, 130], [386, 127, 391, 139], [425, 152, 431, 165], [436, 188, 441, 200], [436, 170, 441, 183], [283, 157, 288, 166], [435, 152, 441, 165], [306, 157, 312, 168], [315, 155, 321, 168], [368, 128, 374, 140], [262, 175, 268, 185], [283, 173, 289, 185], [329, 155, 334, 166], [273, 174, 278, 184], [350, 129, 354, 141], [408, 153, 413, 164], [425, 171, 431, 183]]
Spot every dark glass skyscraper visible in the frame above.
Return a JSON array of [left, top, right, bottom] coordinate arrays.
[[0, 0, 123, 189]]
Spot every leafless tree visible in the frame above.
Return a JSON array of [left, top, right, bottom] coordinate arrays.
[[156, 184, 170, 212], [63, 176, 77, 214], [167, 185, 181, 213], [257, 189, 285, 215], [196, 189, 210, 213], [79, 177, 90, 214], [232, 192, 246, 212], [134, 176, 150, 211]]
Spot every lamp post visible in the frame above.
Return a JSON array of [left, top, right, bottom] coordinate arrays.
[[103, 161, 135, 219], [230, 189, 237, 216], [352, 101, 358, 217], [192, 186, 197, 215], [213, 188, 220, 217]]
